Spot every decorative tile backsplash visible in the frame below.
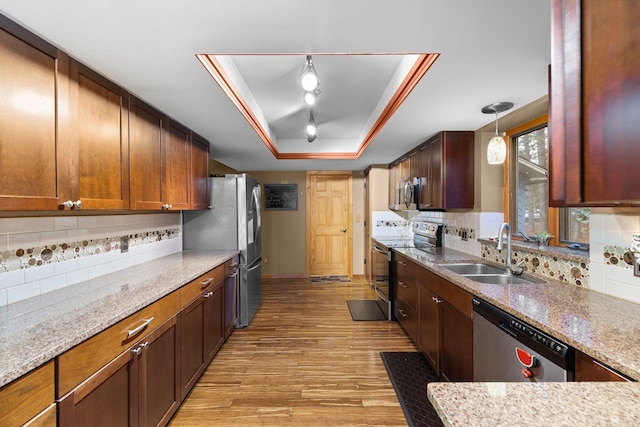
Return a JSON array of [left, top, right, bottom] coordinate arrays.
[[0, 213, 183, 306], [481, 243, 589, 287], [0, 228, 179, 273]]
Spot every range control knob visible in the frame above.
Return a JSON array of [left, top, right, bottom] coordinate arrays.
[[522, 368, 533, 379]]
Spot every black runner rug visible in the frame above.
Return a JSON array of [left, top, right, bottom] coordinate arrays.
[[346, 300, 386, 321], [380, 352, 444, 427]]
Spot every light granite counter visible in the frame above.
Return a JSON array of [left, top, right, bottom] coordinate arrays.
[[427, 382, 640, 426], [394, 247, 640, 426], [0, 250, 238, 388]]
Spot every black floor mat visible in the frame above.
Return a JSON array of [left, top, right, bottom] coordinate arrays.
[[380, 352, 444, 427], [346, 300, 386, 321]]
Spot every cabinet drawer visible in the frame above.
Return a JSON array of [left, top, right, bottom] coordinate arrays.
[[57, 291, 180, 397], [180, 265, 225, 306], [395, 276, 418, 309], [417, 266, 472, 318], [395, 255, 416, 284], [395, 297, 418, 343], [0, 361, 54, 427], [23, 403, 56, 427], [225, 256, 239, 276]]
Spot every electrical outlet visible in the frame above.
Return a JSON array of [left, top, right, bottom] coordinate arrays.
[[121, 236, 129, 253], [635, 255, 640, 277], [461, 230, 469, 241]]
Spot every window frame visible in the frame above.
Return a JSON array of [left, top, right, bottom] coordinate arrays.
[[503, 114, 560, 246]]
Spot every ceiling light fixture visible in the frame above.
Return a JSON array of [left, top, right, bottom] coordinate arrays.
[[303, 89, 320, 106], [482, 101, 514, 165], [301, 55, 318, 91], [306, 110, 317, 143]]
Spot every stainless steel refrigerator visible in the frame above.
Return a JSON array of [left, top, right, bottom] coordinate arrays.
[[183, 174, 262, 328]]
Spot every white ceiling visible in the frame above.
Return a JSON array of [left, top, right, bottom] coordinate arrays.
[[0, 0, 551, 172]]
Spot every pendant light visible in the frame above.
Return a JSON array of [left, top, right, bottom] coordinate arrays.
[[306, 110, 317, 142], [482, 102, 513, 165], [301, 55, 318, 91]]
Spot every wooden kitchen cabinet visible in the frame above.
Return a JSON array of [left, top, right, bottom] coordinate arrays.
[[416, 265, 473, 381], [0, 16, 73, 210], [224, 257, 240, 338], [71, 59, 130, 210], [418, 131, 474, 210], [549, 0, 640, 205], [393, 252, 419, 343], [574, 351, 631, 382], [388, 162, 400, 210], [0, 361, 55, 427], [180, 280, 224, 399], [190, 132, 211, 210], [58, 316, 181, 427]]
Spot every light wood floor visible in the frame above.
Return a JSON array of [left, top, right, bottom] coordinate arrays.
[[169, 277, 417, 426]]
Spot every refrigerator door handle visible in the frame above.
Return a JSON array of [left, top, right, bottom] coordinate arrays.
[[252, 184, 262, 244]]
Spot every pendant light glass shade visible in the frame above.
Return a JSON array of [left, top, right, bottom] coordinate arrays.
[[303, 90, 317, 106], [306, 110, 317, 142], [481, 102, 513, 165], [487, 135, 507, 164], [301, 55, 318, 91]]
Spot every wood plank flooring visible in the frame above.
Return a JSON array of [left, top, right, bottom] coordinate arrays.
[[169, 277, 417, 426]]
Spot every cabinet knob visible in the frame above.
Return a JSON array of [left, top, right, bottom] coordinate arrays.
[[132, 346, 143, 355], [432, 296, 443, 304], [162, 203, 173, 210], [63, 200, 74, 209], [74, 200, 82, 208], [204, 291, 214, 298]]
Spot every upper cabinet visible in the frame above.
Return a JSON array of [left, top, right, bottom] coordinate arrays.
[[0, 14, 210, 213], [0, 17, 72, 210], [550, 0, 640, 206], [71, 60, 130, 210], [389, 131, 474, 211]]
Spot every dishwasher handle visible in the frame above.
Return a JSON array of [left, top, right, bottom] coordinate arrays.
[[498, 322, 518, 338]]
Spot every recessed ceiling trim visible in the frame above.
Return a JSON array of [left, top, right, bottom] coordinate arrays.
[[197, 52, 439, 161], [355, 53, 439, 157], [196, 53, 279, 158]]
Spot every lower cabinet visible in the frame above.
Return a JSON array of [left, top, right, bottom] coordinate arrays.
[[180, 280, 224, 399], [53, 260, 238, 427], [0, 361, 55, 427], [224, 258, 239, 338], [393, 252, 419, 343], [575, 351, 631, 382], [58, 316, 180, 427], [417, 266, 473, 382]]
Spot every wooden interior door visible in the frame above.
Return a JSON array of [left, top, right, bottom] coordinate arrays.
[[307, 172, 352, 278]]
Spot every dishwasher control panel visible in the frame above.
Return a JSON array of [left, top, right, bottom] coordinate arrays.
[[509, 318, 568, 356]]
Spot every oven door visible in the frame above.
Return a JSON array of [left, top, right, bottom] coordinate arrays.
[[372, 243, 392, 320]]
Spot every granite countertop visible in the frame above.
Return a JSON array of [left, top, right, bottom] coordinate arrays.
[[427, 382, 640, 427], [0, 250, 238, 388], [393, 247, 640, 426]]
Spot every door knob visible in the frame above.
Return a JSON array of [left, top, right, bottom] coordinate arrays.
[[341, 228, 347, 232]]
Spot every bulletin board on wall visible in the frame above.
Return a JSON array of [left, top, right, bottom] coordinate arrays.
[[264, 184, 298, 210]]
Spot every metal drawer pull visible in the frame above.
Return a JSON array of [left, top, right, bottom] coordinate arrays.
[[398, 261, 407, 266], [230, 272, 238, 278], [127, 317, 154, 339], [203, 291, 214, 298], [398, 309, 407, 318], [200, 278, 214, 288], [398, 281, 407, 288], [432, 297, 443, 304]]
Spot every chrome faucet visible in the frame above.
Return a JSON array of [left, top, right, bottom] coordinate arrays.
[[497, 222, 524, 276]]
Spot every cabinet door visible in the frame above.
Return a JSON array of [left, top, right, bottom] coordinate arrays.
[[439, 301, 473, 382], [204, 283, 225, 362], [130, 97, 164, 210], [138, 316, 180, 427], [550, 0, 640, 204], [575, 351, 630, 382], [162, 121, 190, 210], [418, 284, 440, 374], [224, 268, 239, 339], [72, 60, 129, 209], [388, 163, 397, 210], [180, 294, 206, 398], [0, 361, 55, 427], [189, 133, 210, 210], [58, 348, 138, 427], [429, 136, 443, 209], [0, 18, 72, 210]]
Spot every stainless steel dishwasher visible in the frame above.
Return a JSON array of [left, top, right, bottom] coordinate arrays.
[[473, 297, 574, 382]]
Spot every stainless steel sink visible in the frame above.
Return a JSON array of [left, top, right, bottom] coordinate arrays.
[[439, 263, 507, 275], [462, 274, 542, 285]]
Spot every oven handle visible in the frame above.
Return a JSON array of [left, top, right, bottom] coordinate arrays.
[[374, 286, 389, 303]]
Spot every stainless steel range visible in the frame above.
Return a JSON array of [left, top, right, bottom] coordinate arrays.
[[371, 222, 443, 320]]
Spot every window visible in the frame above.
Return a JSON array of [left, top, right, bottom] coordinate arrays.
[[504, 116, 589, 246]]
